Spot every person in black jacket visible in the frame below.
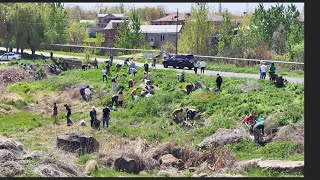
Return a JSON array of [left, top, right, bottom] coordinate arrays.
[[144, 61, 149, 72], [90, 106, 97, 128], [216, 74, 223, 91], [64, 104, 72, 126]]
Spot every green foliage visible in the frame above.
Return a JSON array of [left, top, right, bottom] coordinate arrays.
[[76, 154, 95, 165], [68, 21, 88, 44], [289, 41, 304, 62], [179, 3, 215, 55], [243, 167, 303, 177], [218, 11, 233, 56], [229, 140, 304, 161]]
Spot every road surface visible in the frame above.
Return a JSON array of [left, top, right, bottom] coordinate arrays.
[[0, 48, 304, 84]]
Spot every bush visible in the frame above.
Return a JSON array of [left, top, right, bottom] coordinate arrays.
[[290, 42, 304, 62]]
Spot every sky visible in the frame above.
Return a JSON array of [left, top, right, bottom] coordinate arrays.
[[63, 2, 304, 15]]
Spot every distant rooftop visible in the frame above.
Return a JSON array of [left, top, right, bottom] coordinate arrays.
[[104, 20, 130, 29], [140, 25, 183, 33], [152, 13, 190, 22], [98, 14, 125, 18]]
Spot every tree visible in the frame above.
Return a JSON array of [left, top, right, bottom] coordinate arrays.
[[178, 3, 215, 55], [68, 22, 88, 44], [114, 8, 145, 51], [272, 24, 286, 55], [218, 3, 222, 13], [8, 3, 46, 56], [217, 11, 233, 55], [44, 3, 69, 44]]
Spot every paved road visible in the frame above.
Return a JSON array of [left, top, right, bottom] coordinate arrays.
[[0, 48, 304, 84]]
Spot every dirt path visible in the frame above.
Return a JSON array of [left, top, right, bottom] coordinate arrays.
[[0, 48, 304, 84]]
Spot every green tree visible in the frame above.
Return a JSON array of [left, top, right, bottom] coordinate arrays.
[[68, 21, 88, 44], [217, 11, 233, 55], [178, 3, 215, 55], [114, 8, 145, 51]]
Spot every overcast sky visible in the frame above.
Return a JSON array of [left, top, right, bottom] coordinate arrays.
[[64, 2, 304, 15]]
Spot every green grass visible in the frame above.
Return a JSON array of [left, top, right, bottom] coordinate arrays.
[[0, 112, 50, 136], [243, 167, 303, 177], [228, 140, 304, 161], [91, 168, 157, 177]]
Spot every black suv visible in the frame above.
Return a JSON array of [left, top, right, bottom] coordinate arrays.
[[163, 54, 195, 70]]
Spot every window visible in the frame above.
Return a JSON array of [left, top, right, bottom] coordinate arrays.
[[150, 37, 154, 42], [160, 35, 165, 41]]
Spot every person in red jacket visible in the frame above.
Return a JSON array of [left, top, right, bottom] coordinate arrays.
[[242, 112, 256, 133]]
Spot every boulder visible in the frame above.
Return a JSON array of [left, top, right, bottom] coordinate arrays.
[[159, 154, 184, 170], [257, 160, 304, 173], [198, 128, 250, 148], [56, 133, 99, 154], [35, 164, 68, 177], [114, 155, 140, 174], [0, 135, 23, 152], [194, 81, 208, 90], [0, 161, 25, 177], [84, 160, 98, 175]]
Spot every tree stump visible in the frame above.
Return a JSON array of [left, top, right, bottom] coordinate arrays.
[[56, 133, 99, 154]]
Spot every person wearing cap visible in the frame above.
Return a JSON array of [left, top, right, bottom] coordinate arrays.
[[89, 106, 97, 128], [253, 116, 265, 145], [102, 106, 111, 128]]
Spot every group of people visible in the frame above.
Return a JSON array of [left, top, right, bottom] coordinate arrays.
[[193, 59, 206, 74], [79, 86, 92, 101], [259, 62, 276, 80], [242, 112, 266, 146]]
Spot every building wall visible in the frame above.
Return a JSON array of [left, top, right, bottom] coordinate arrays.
[[104, 29, 118, 47], [144, 33, 180, 48]]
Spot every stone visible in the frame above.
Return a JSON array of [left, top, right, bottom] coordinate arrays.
[[0, 161, 25, 177], [159, 154, 184, 170], [198, 128, 250, 148], [257, 160, 304, 173], [0, 135, 23, 152], [56, 133, 99, 154], [22, 151, 53, 164], [84, 160, 98, 175], [0, 149, 15, 162], [114, 155, 140, 174]]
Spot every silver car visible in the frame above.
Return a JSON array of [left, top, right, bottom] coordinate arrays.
[[0, 52, 21, 61]]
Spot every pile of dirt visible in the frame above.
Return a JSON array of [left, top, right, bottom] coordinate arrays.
[[0, 67, 35, 88], [0, 135, 85, 177], [272, 121, 304, 150]]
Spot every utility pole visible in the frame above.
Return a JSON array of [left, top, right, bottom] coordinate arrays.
[[4, 11, 8, 59], [175, 8, 178, 54]]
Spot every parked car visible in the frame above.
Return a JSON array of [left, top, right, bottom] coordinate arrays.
[[0, 52, 21, 61], [163, 54, 195, 69]]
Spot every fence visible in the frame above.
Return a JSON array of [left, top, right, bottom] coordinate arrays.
[[40, 44, 304, 70]]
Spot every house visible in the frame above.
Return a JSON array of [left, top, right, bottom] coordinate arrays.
[[89, 14, 129, 38], [140, 25, 183, 48], [151, 13, 190, 25], [103, 20, 130, 47]]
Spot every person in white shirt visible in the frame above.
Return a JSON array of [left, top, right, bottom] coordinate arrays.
[[200, 59, 206, 74], [260, 62, 267, 79], [102, 67, 107, 82], [84, 86, 92, 101]]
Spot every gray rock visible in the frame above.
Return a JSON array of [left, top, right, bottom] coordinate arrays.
[[114, 155, 140, 174], [22, 151, 53, 164], [159, 154, 184, 170], [198, 128, 250, 148], [56, 133, 99, 154], [257, 160, 304, 173], [0, 161, 24, 177], [0, 149, 15, 162], [35, 164, 68, 177], [0, 135, 23, 152], [84, 160, 98, 175]]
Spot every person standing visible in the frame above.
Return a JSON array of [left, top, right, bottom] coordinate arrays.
[[117, 90, 124, 107], [90, 106, 97, 128], [93, 58, 98, 69], [152, 56, 156, 68], [269, 62, 276, 77], [144, 61, 149, 72], [102, 106, 111, 128], [193, 60, 198, 74], [64, 104, 72, 126], [109, 53, 114, 65], [111, 76, 118, 92], [253, 117, 265, 146], [260, 62, 267, 79], [52, 102, 58, 124], [80, 87, 86, 100], [84, 86, 92, 101], [216, 74, 223, 91], [102, 67, 107, 82], [200, 59, 206, 74]]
